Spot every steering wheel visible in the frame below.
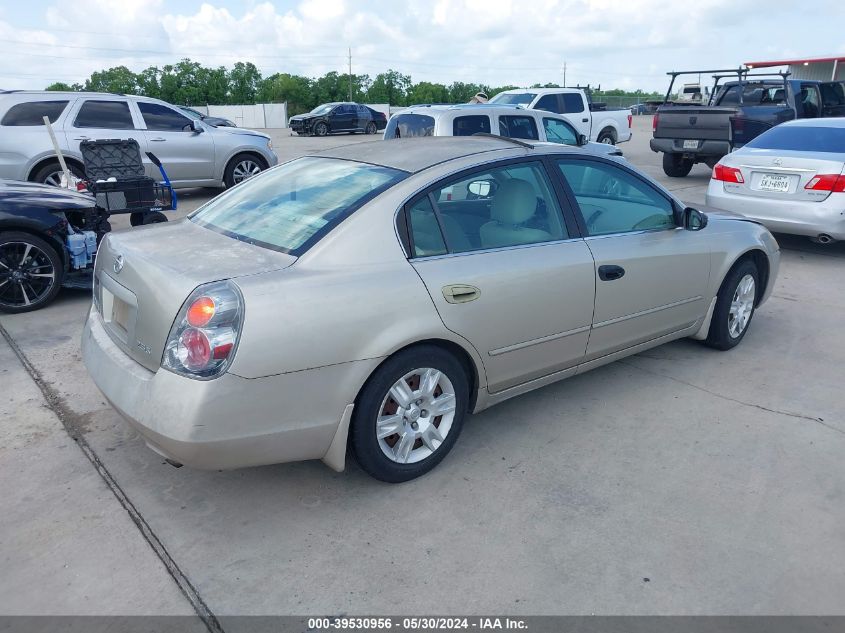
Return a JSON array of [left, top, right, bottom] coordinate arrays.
[[632, 214, 671, 230]]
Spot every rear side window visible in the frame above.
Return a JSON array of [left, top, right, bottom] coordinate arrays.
[[561, 94, 584, 113], [746, 125, 845, 153], [190, 157, 406, 255], [1, 100, 69, 126], [74, 100, 134, 129], [498, 115, 539, 140], [138, 102, 192, 131], [384, 114, 435, 139], [535, 94, 560, 113], [718, 84, 785, 106], [452, 115, 491, 136], [407, 196, 447, 257]]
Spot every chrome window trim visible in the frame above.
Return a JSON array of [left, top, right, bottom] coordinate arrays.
[[408, 236, 585, 262]]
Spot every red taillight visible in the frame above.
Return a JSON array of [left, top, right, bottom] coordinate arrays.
[[712, 163, 745, 183], [627, 114, 632, 128], [187, 296, 215, 327], [652, 114, 659, 132], [177, 328, 211, 370], [804, 174, 845, 192]]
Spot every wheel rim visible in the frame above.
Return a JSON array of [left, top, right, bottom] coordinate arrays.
[[367, 123, 376, 134], [232, 159, 262, 184], [43, 169, 65, 187], [600, 136, 613, 144], [377, 368, 457, 464], [0, 241, 57, 308], [728, 274, 756, 338], [316, 123, 327, 136]]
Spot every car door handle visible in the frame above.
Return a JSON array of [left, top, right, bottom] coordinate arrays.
[[598, 265, 625, 281], [581, 118, 589, 123], [442, 284, 481, 304], [149, 137, 166, 142]]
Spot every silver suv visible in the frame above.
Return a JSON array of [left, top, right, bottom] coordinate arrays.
[[0, 91, 278, 188]]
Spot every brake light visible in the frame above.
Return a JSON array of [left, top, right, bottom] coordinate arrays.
[[652, 114, 659, 132], [804, 174, 845, 192], [627, 114, 632, 128], [712, 163, 745, 183], [162, 280, 243, 379]]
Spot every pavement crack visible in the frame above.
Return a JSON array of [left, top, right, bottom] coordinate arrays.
[[0, 323, 225, 632], [619, 359, 843, 436]]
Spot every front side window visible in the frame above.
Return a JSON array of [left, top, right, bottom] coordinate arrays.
[[498, 115, 539, 140], [407, 161, 567, 255], [1, 100, 69, 126], [561, 94, 585, 113], [452, 115, 491, 136], [557, 159, 675, 236], [138, 102, 193, 131], [191, 157, 406, 254], [543, 117, 578, 145], [384, 114, 435, 139], [74, 100, 134, 129]]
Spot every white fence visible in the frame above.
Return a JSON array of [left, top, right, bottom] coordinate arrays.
[[190, 103, 288, 128]]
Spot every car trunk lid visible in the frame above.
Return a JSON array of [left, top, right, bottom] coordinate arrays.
[[719, 149, 845, 202], [94, 220, 295, 372]]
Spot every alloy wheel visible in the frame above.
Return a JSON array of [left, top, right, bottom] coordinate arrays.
[[0, 241, 57, 309], [376, 368, 457, 464], [232, 159, 262, 184], [728, 273, 756, 338]]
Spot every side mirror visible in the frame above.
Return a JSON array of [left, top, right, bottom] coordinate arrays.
[[467, 179, 496, 198], [577, 133, 588, 146], [190, 119, 204, 133], [683, 206, 708, 231]]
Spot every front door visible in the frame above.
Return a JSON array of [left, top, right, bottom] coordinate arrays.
[[407, 160, 595, 393], [555, 157, 711, 360], [136, 101, 215, 184], [331, 105, 356, 131]]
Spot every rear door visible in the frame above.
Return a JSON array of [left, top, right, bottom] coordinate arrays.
[[555, 157, 710, 360], [65, 98, 147, 172], [136, 100, 215, 184], [406, 159, 595, 393], [820, 82, 845, 117]]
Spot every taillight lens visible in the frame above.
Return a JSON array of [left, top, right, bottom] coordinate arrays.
[[712, 163, 745, 183], [627, 114, 632, 128], [162, 280, 243, 380], [652, 114, 659, 132], [804, 174, 845, 192]]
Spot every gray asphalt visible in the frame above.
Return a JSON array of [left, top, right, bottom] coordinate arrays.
[[1, 117, 843, 617]]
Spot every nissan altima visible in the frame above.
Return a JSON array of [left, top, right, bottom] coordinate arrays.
[[82, 136, 780, 482]]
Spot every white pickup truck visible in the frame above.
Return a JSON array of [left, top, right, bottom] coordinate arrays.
[[488, 87, 633, 145]]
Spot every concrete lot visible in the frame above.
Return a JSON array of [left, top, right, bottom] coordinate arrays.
[[1, 116, 844, 618]]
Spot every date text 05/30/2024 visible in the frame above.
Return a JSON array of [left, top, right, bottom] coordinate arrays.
[[307, 617, 528, 630]]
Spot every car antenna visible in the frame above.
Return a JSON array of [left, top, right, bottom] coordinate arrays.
[[472, 132, 534, 149]]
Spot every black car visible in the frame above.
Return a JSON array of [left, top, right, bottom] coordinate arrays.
[[289, 102, 387, 136], [0, 180, 109, 313], [179, 106, 237, 128]]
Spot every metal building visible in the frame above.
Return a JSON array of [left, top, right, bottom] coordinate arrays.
[[744, 56, 845, 81]]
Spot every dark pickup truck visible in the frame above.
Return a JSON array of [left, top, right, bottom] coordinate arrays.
[[651, 70, 845, 177]]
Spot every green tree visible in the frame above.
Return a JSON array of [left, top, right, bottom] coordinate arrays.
[[136, 67, 161, 98], [45, 82, 82, 91], [367, 69, 411, 106], [312, 71, 349, 104], [258, 73, 315, 114], [406, 81, 449, 105], [84, 66, 137, 94], [228, 61, 262, 104], [446, 81, 489, 103]]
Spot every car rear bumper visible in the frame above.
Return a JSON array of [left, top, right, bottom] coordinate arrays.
[[706, 182, 845, 240], [650, 137, 730, 158], [81, 305, 375, 470]]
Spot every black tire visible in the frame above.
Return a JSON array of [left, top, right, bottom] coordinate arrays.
[[31, 161, 85, 187], [662, 153, 694, 177], [129, 212, 144, 227], [0, 231, 64, 314], [597, 129, 616, 144], [704, 259, 759, 350], [223, 153, 268, 189], [313, 121, 329, 137], [366, 121, 377, 135], [143, 211, 168, 225], [351, 345, 470, 483]]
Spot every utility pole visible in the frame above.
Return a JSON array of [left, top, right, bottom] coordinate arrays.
[[563, 60, 567, 87], [348, 47, 353, 102]]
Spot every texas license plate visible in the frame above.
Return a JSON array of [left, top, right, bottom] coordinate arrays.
[[682, 140, 699, 149], [758, 173, 791, 192]]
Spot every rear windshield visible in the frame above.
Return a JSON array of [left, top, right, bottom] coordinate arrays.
[[384, 113, 435, 139], [746, 125, 845, 153], [1, 100, 69, 126], [489, 92, 536, 105], [190, 157, 406, 255]]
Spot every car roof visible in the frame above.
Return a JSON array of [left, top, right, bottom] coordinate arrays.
[[780, 117, 845, 129], [397, 104, 564, 119], [494, 88, 579, 95], [310, 136, 594, 173]]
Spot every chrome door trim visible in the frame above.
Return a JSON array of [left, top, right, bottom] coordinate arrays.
[[489, 324, 592, 357], [409, 236, 585, 262], [592, 295, 703, 329]]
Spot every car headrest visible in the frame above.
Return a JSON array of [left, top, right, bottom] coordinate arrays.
[[490, 178, 536, 225]]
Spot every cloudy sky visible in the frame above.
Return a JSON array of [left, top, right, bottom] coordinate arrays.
[[2, 0, 844, 93]]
